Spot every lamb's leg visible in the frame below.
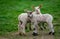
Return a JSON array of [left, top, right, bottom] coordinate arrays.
[[25, 25, 27, 30], [48, 22, 55, 35], [32, 22, 38, 36], [22, 25, 26, 35], [29, 23, 32, 30], [30, 22, 34, 30], [18, 21, 26, 36], [40, 23, 44, 30], [41, 22, 46, 30], [18, 21, 22, 35]]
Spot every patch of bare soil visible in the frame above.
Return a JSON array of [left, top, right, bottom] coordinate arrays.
[[0, 30, 54, 39]]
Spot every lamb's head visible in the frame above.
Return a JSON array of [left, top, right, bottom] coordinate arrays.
[[26, 11, 33, 18], [32, 4, 42, 14], [24, 9, 33, 18]]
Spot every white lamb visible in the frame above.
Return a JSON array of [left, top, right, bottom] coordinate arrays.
[[18, 11, 33, 35], [28, 5, 55, 36]]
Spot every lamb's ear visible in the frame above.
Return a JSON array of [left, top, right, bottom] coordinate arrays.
[[39, 4, 42, 8]]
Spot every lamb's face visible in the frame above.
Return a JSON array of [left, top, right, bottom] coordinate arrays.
[[32, 5, 42, 14], [34, 4, 42, 11], [35, 6, 40, 14], [35, 6, 40, 11], [27, 11, 33, 18]]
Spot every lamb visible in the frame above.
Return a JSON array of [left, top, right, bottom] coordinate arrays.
[[18, 10, 33, 35], [18, 5, 55, 36], [32, 5, 46, 30], [27, 5, 55, 36]]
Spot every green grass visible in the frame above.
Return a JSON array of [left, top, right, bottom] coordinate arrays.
[[0, 0, 60, 39]]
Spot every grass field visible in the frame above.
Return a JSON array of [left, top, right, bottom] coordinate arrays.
[[0, 0, 60, 39]]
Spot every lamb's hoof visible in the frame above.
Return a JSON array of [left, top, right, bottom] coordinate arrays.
[[52, 32, 55, 35], [49, 32, 52, 35], [19, 33, 26, 36], [19, 33, 22, 36], [32, 32, 38, 36], [49, 32, 55, 35]]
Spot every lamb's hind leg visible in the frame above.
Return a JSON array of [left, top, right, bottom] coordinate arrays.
[[40, 22, 46, 30], [48, 22, 55, 35], [18, 21, 22, 35]]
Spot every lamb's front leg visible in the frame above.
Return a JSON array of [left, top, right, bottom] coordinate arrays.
[[18, 21, 26, 36], [32, 22, 38, 36], [18, 21, 22, 35], [40, 22, 46, 30], [22, 24, 26, 35]]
